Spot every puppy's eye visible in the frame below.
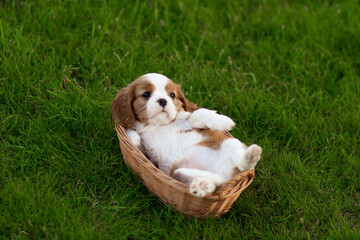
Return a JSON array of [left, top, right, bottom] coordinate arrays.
[[142, 92, 151, 98], [170, 93, 175, 98]]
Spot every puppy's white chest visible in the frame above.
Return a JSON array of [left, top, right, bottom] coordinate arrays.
[[137, 123, 203, 174]]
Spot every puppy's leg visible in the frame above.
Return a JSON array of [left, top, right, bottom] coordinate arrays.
[[240, 144, 262, 171], [126, 128, 141, 147], [221, 139, 262, 172], [188, 108, 235, 132], [173, 168, 226, 197]]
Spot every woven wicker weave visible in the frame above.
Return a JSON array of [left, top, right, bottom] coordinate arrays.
[[115, 124, 255, 218]]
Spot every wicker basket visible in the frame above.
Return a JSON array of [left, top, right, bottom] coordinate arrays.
[[115, 124, 255, 218]]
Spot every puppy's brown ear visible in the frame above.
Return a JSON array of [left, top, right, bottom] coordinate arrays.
[[183, 98, 199, 112], [175, 84, 198, 112], [111, 87, 136, 128]]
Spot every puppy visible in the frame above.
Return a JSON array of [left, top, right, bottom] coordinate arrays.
[[111, 73, 262, 197]]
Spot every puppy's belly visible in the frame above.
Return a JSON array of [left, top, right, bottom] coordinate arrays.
[[140, 130, 205, 174], [182, 146, 221, 173]]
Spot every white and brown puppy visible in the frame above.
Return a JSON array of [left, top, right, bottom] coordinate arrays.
[[111, 73, 262, 197]]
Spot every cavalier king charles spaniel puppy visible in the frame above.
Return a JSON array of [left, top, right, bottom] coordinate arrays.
[[111, 73, 262, 197]]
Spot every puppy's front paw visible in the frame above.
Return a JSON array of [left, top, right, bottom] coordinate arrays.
[[189, 178, 216, 197], [126, 130, 141, 147], [190, 108, 235, 132], [207, 114, 235, 132]]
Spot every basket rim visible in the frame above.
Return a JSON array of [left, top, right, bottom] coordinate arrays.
[[115, 124, 255, 199]]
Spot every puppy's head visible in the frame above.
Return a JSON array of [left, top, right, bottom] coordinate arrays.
[[111, 73, 197, 127]]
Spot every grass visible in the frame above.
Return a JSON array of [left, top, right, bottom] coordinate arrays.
[[1, 0, 359, 239]]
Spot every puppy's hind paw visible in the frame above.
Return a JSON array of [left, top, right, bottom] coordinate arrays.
[[189, 178, 216, 197], [245, 144, 262, 163], [239, 144, 262, 172]]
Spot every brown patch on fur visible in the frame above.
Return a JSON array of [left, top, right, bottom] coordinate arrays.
[[166, 81, 198, 112], [184, 99, 199, 112], [111, 87, 136, 128], [111, 76, 154, 127], [132, 78, 155, 123], [196, 129, 230, 149], [169, 158, 204, 177], [170, 158, 209, 184], [169, 159, 189, 177], [171, 169, 194, 185], [231, 167, 241, 178], [166, 82, 185, 112]]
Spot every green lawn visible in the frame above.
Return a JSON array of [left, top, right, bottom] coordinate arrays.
[[1, 0, 359, 239]]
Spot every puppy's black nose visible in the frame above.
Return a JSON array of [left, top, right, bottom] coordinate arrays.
[[157, 98, 167, 108]]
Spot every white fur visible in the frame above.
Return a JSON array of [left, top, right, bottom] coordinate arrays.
[[125, 73, 262, 197], [188, 108, 235, 132], [126, 129, 141, 147]]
